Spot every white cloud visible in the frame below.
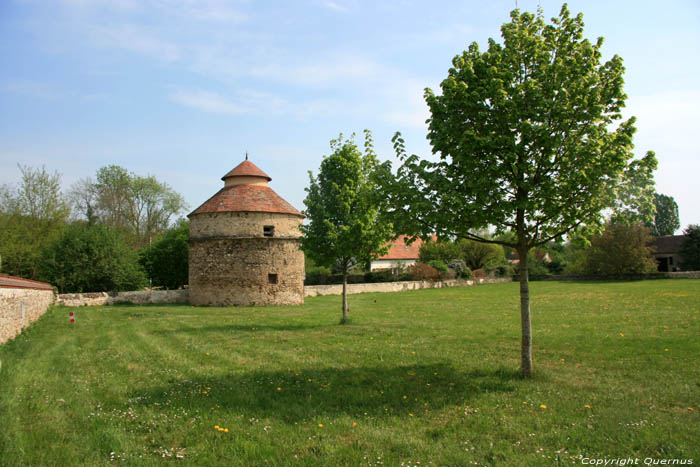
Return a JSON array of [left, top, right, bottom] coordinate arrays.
[[90, 24, 181, 62], [0, 80, 60, 100], [319, 0, 350, 13], [169, 89, 246, 115]]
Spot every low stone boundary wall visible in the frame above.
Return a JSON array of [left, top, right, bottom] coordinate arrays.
[[57, 289, 188, 307], [304, 277, 511, 297], [1, 275, 55, 345]]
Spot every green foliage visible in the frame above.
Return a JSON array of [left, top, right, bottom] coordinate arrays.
[[37, 222, 147, 293], [381, 5, 644, 376], [611, 151, 658, 225], [680, 224, 700, 270], [650, 193, 680, 236], [418, 240, 461, 264], [69, 166, 187, 247], [139, 220, 189, 289], [0, 165, 70, 279], [419, 239, 504, 271], [386, 5, 638, 251], [582, 222, 657, 275], [426, 259, 448, 273], [301, 131, 393, 321]]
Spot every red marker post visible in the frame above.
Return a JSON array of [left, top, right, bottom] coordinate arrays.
[[69, 311, 75, 324]]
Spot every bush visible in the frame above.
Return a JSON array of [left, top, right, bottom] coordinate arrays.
[[427, 260, 448, 273], [487, 263, 513, 278], [680, 225, 700, 270], [139, 220, 189, 289], [38, 222, 147, 293], [472, 268, 487, 280], [583, 222, 657, 275], [408, 262, 440, 281]]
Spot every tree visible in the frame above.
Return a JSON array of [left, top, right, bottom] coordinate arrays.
[[679, 225, 700, 270], [301, 131, 393, 323], [0, 165, 70, 279], [649, 193, 680, 236], [610, 151, 658, 225], [37, 222, 147, 293], [139, 220, 189, 289], [582, 221, 657, 275], [70, 166, 187, 247], [384, 5, 645, 376]]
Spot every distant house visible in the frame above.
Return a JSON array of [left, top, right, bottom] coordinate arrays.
[[370, 235, 434, 271], [650, 235, 687, 272]]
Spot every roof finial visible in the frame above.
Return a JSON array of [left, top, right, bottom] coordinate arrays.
[[245, 151, 249, 161]]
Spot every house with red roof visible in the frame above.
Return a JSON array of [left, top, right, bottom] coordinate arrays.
[[370, 235, 434, 271]]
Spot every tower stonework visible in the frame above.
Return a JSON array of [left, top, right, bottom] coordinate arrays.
[[188, 160, 305, 306]]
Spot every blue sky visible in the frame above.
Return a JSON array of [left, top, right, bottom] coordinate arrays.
[[1, 0, 698, 232]]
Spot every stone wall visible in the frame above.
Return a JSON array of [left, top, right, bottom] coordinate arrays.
[[304, 277, 511, 297], [57, 289, 188, 307], [190, 211, 302, 239], [1, 288, 55, 344], [189, 237, 304, 306]]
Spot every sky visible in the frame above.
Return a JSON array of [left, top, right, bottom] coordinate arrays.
[[1, 0, 698, 232]]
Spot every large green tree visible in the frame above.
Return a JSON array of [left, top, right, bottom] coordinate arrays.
[[69, 166, 187, 247], [38, 222, 147, 293], [384, 5, 647, 376], [301, 131, 393, 323], [139, 220, 189, 289], [0, 165, 70, 279], [582, 222, 657, 275], [649, 193, 680, 236], [680, 225, 700, 271]]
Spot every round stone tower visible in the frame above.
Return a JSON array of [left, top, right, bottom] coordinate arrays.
[[188, 159, 305, 306]]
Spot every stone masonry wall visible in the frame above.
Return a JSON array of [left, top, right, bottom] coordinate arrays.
[[189, 237, 304, 306], [304, 278, 511, 297], [0, 288, 55, 344], [57, 289, 188, 307], [190, 212, 302, 239]]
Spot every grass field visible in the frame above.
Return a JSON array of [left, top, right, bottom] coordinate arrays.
[[0, 280, 698, 466]]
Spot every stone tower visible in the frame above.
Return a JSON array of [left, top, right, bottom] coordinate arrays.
[[188, 159, 305, 306]]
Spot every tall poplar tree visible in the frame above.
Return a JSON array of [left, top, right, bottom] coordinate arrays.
[[384, 5, 648, 376]]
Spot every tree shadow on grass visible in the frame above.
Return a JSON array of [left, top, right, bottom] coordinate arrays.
[[131, 364, 520, 422], [150, 323, 328, 334]]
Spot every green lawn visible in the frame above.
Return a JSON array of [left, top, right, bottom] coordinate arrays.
[[1, 280, 698, 466]]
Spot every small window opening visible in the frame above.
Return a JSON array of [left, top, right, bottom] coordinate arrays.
[[268, 273, 278, 284], [263, 225, 275, 237]]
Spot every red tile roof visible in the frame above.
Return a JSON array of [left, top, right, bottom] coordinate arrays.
[[189, 184, 303, 217], [377, 235, 435, 260], [0, 273, 53, 290], [222, 160, 271, 181]]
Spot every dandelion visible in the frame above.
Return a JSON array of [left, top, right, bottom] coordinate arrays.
[[214, 425, 219, 429], [540, 404, 547, 409], [585, 405, 591, 409], [224, 428, 228, 432], [318, 424, 324, 428], [689, 408, 695, 412], [277, 387, 281, 391], [522, 402, 527, 405], [403, 395, 408, 400], [352, 422, 357, 428], [409, 413, 414, 417], [665, 348, 669, 352], [619, 333, 624, 337]]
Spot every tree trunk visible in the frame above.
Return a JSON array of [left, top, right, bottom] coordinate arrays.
[[341, 268, 349, 324], [518, 243, 533, 377]]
